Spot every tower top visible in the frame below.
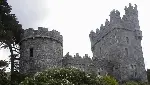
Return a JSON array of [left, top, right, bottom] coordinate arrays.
[[89, 3, 140, 49], [124, 3, 138, 16], [20, 27, 63, 45]]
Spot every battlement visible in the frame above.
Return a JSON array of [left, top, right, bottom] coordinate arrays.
[[20, 27, 63, 44], [124, 3, 138, 16], [89, 3, 140, 49], [63, 52, 92, 60]]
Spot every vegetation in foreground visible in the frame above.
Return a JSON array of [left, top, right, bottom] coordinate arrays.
[[0, 60, 150, 85]]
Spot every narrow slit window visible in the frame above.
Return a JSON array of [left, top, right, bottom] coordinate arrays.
[[100, 47, 101, 54], [125, 48, 128, 56], [30, 48, 33, 57], [126, 37, 129, 44]]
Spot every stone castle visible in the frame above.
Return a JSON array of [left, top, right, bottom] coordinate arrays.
[[19, 3, 147, 82]]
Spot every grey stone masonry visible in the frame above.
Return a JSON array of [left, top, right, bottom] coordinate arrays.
[[89, 3, 147, 82], [18, 3, 147, 83], [19, 27, 63, 74], [62, 52, 93, 73]]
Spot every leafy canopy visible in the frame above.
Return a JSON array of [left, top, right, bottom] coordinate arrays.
[[20, 67, 119, 85]]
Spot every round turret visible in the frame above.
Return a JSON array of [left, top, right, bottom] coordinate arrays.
[[19, 27, 63, 74]]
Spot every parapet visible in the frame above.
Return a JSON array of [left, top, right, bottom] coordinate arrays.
[[20, 27, 63, 45], [124, 3, 138, 16], [63, 53, 92, 61], [89, 3, 140, 49]]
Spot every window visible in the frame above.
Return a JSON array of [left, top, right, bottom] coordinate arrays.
[[126, 37, 129, 44], [134, 72, 137, 77], [125, 48, 128, 56], [100, 47, 101, 54], [30, 48, 33, 57], [131, 65, 134, 69], [98, 72, 101, 75]]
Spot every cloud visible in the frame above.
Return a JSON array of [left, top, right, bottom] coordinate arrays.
[[2, 0, 150, 69], [7, 0, 51, 29]]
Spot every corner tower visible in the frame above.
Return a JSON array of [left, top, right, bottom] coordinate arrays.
[[19, 27, 63, 74], [89, 3, 147, 82]]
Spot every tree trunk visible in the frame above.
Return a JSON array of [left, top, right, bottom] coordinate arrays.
[[8, 44, 15, 85]]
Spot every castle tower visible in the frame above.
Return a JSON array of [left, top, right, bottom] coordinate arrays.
[[19, 27, 63, 74], [89, 3, 147, 82]]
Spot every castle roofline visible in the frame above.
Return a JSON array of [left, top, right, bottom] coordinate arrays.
[[19, 27, 63, 45], [89, 3, 140, 49]]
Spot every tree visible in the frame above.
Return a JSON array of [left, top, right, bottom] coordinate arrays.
[[97, 75, 119, 85], [0, 0, 23, 84], [20, 68, 96, 85], [147, 69, 150, 83], [0, 60, 9, 85], [20, 67, 119, 85], [0, 60, 8, 68]]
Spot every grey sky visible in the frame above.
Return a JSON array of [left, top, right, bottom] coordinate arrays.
[[1, 0, 150, 69]]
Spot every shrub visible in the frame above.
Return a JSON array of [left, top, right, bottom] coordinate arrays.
[[122, 81, 139, 85], [20, 67, 98, 85], [97, 75, 119, 85]]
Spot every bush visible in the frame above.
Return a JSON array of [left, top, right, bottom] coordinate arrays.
[[122, 81, 139, 85], [97, 75, 119, 85], [20, 67, 98, 85], [122, 81, 150, 85], [0, 70, 10, 85]]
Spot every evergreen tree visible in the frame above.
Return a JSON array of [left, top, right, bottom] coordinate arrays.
[[0, 0, 23, 84]]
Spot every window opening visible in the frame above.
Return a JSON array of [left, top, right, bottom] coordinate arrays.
[[30, 48, 33, 57], [125, 48, 128, 56], [100, 47, 101, 54], [126, 37, 129, 44]]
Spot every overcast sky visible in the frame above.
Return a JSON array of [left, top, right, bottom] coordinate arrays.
[[0, 0, 150, 69]]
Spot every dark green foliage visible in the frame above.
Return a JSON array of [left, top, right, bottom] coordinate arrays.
[[97, 75, 119, 85], [0, 70, 10, 85], [20, 67, 119, 85], [122, 81, 150, 85], [147, 69, 150, 83], [0, 60, 9, 85], [0, 60, 7, 68], [20, 68, 93, 85], [0, 0, 23, 44], [0, 0, 23, 84], [10, 71, 29, 85], [122, 81, 139, 85]]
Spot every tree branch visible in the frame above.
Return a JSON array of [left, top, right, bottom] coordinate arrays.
[[12, 50, 20, 54], [12, 46, 20, 50]]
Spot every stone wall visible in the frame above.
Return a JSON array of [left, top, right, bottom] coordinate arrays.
[[18, 3, 147, 82], [19, 27, 63, 74], [89, 3, 147, 82], [62, 53, 94, 73]]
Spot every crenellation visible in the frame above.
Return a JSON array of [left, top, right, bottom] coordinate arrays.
[[20, 27, 63, 45], [38, 27, 48, 32], [19, 3, 147, 82], [96, 28, 100, 34], [109, 10, 122, 28], [89, 3, 141, 49], [83, 54, 89, 58], [124, 3, 138, 16], [105, 19, 110, 27], [62, 53, 93, 72], [89, 3, 147, 82]]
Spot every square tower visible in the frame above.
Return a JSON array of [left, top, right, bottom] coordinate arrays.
[[89, 3, 147, 82]]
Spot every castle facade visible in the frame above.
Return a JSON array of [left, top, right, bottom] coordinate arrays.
[[19, 3, 147, 82]]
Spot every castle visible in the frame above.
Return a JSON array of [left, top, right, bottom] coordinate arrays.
[[19, 3, 147, 82]]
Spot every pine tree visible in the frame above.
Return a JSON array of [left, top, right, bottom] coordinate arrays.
[[0, 0, 23, 84]]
